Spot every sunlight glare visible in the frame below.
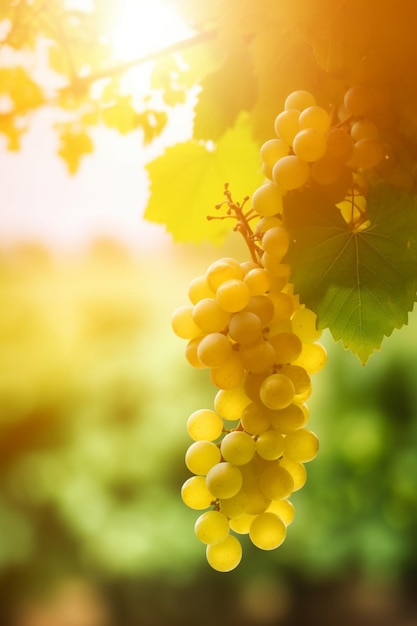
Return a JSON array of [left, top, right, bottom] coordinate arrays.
[[110, 0, 193, 61]]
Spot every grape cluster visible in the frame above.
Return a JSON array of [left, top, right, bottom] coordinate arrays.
[[258, 86, 405, 228], [172, 188, 326, 571]]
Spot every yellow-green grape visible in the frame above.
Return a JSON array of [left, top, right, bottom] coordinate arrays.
[[284, 89, 316, 112], [206, 534, 242, 572], [325, 127, 354, 162], [284, 428, 319, 462], [261, 254, 291, 280], [260, 138, 290, 167], [206, 462, 243, 499], [206, 258, 243, 292], [249, 512, 287, 550], [214, 386, 250, 421], [239, 454, 262, 486], [240, 261, 259, 275], [347, 138, 385, 169], [244, 268, 271, 296], [272, 155, 310, 190], [252, 182, 284, 217], [242, 340, 276, 374], [185, 336, 205, 368], [279, 456, 307, 491], [258, 462, 294, 500], [269, 331, 303, 364], [240, 402, 271, 435], [188, 275, 215, 304], [197, 332, 233, 368], [181, 476, 214, 510], [311, 157, 346, 185], [293, 129, 327, 162], [187, 408, 224, 441], [298, 105, 330, 133], [221, 431, 256, 465], [291, 307, 321, 342], [351, 119, 379, 142], [220, 490, 248, 519], [228, 311, 263, 346], [256, 430, 285, 460], [185, 441, 221, 475], [230, 514, 256, 535], [260, 373, 295, 410], [274, 109, 300, 145], [210, 352, 245, 390], [280, 364, 311, 396], [269, 403, 307, 433], [171, 305, 202, 339], [194, 510, 230, 545], [293, 342, 327, 374], [266, 499, 295, 526], [192, 298, 231, 333], [243, 484, 272, 515], [344, 85, 378, 117], [244, 295, 275, 325], [216, 279, 251, 313], [261, 226, 290, 260], [254, 215, 283, 236]]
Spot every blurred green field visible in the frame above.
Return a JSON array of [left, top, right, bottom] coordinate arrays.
[[1, 239, 417, 626]]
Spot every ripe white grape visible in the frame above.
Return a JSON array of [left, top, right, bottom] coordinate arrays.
[[242, 340, 276, 374], [240, 402, 271, 435], [206, 462, 243, 499], [185, 336, 205, 369], [181, 476, 214, 510], [186, 408, 224, 441], [206, 258, 244, 292], [261, 226, 290, 260], [293, 128, 327, 162], [266, 498, 295, 526], [188, 275, 215, 304], [293, 342, 327, 373], [228, 311, 263, 346], [206, 534, 242, 572], [229, 514, 256, 535], [252, 182, 284, 217], [214, 386, 250, 421], [260, 138, 290, 166], [197, 332, 233, 368], [284, 428, 319, 462], [260, 373, 295, 410], [220, 490, 248, 519], [299, 105, 330, 133], [344, 85, 378, 117], [284, 90, 316, 112], [348, 138, 385, 169], [171, 305, 202, 339], [351, 119, 379, 142], [192, 298, 231, 333], [269, 331, 303, 364], [221, 431, 256, 465], [210, 351, 245, 390], [279, 456, 307, 491], [291, 307, 321, 342], [249, 512, 287, 550], [244, 295, 275, 325], [258, 462, 294, 500], [195, 510, 230, 545], [256, 429, 285, 460], [325, 127, 354, 162], [185, 440, 221, 475], [269, 403, 307, 433], [280, 364, 311, 396], [216, 279, 251, 313], [272, 155, 310, 190], [243, 484, 272, 515], [274, 109, 300, 145], [244, 267, 271, 296]]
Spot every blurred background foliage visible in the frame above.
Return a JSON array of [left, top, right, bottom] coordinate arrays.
[[0, 238, 417, 625]]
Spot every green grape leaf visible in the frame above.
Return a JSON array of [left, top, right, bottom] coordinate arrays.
[[145, 120, 263, 244], [284, 183, 417, 363], [193, 44, 257, 142]]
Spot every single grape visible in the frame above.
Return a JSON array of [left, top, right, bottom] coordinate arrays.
[[280, 364, 311, 396], [228, 311, 263, 346], [261, 226, 290, 259], [197, 332, 233, 368], [272, 155, 310, 190], [279, 456, 307, 491], [293, 128, 327, 162], [210, 351, 245, 389], [252, 182, 284, 217], [284, 428, 319, 462], [344, 85, 378, 117], [260, 138, 290, 166], [244, 295, 275, 325], [325, 127, 354, 162], [187, 408, 224, 441], [266, 499, 295, 525], [269, 402, 308, 433], [195, 510, 230, 545], [242, 339, 276, 374], [230, 514, 256, 535], [240, 402, 271, 435], [291, 307, 321, 342], [260, 373, 295, 410], [206, 535, 242, 572], [188, 275, 215, 304], [284, 90, 316, 111], [206, 258, 243, 292], [185, 336, 205, 368], [256, 429, 285, 460], [293, 342, 327, 374], [185, 440, 221, 475], [181, 476, 214, 510], [171, 305, 202, 339], [216, 279, 251, 313], [214, 385, 250, 421], [221, 431, 256, 465], [274, 109, 300, 145], [347, 138, 385, 169], [206, 462, 243, 499], [220, 490, 248, 519], [351, 119, 379, 142], [249, 512, 287, 550], [243, 484, 272, 515], [192, 298, 231, 333], [269, 331, 303, 364], [244, 268, 271, 296], [258, 462, 294, 500], [299, 105, 330, 133]]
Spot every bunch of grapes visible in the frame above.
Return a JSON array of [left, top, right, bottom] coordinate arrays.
[[172, 178, 327, 570], [259, 86, 406, 229]]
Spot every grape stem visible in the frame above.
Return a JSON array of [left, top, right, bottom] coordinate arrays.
[[207, 184, 262, 264]]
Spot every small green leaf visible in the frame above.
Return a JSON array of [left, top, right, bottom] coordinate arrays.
[[145, 120, 263, 244], [284, 183, 417, 363]]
